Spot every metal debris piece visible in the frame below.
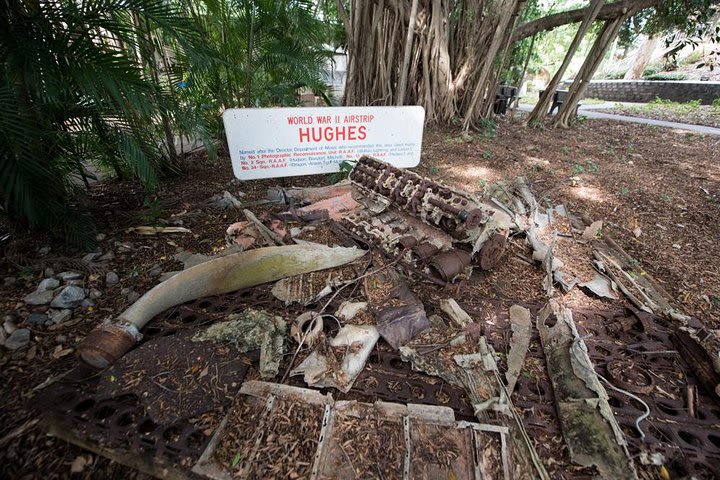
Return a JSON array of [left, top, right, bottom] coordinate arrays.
[[579, 274, 619, 300], [296, 192, 360, 221], [505, 305, 531, 394], [537, 300, 638, 479], [192, 309, 286, 379], [376, 303, 430, 350], [267, 181, 352, 205], [291, 325, 379, 393], [440, 298, 473, 328], [335, 301, 367, 321], [78, 244, 367, 368], [346, 156, 512, 280], [581, 220, 603, 241], [290, 311, 324, 348]]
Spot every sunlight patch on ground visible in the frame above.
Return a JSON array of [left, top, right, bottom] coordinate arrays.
[[447, 164, 499, 180], [523, 155, 549, 166], [568, 183, 610, 203]]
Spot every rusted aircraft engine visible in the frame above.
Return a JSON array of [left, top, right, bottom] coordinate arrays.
[[343, 156, 512, 282]]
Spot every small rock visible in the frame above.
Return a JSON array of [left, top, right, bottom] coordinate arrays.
[[126, 291, 141, 303], [38, 246, 51, 256], [81, 299, 95, 308], [159, 271, 180, 282], [50, 285, 86, 309], [4, 329, 30, 350], [632, 227, 642, 238], [3, 276, 17, 287], [3, 317, 17, 334], [120, 287, 131, 296], [117, 242, 133, 253], [57, 271, 83, 282], [89, 289, 102, 300], [27, 312, 49, 325], [95, 233, 106, 242], [98, 250, 115, 261], [49, 309, 72, 324], [23, 289, 54, 306], [82, 252, 100, 263], [148, 264, 163, 276], [37, 278, 60, 291], [672, 243, 682, 249], [44, 267, 55, 277], [55, 334, 67, 343], [106, 271, 119, 286]]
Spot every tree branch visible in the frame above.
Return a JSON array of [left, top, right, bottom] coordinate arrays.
[[512, 0, 658, 42]]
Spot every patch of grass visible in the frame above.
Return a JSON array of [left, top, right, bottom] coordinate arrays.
[[661, 193, 672, 203], [645, 97, 701, 115], [476, 118, 497, 139], [582, 97, 607, 105], [476, 179, 487, 192], [586, 160, 599, 173], [617, 186, 630, 197], [482, 150, 493, 160], [711, 295, 720, 306], [628, 257, 640, 269], [712, 97, 720, 111], [560, 145, 570, 155], [571, 163, 585, 175], [429, 164, 440, 175], [643, 72, 688, 81]]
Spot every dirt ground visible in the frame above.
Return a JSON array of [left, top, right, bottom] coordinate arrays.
[[1, 116, 719, 477]]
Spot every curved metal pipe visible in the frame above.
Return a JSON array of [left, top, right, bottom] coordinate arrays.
[[78, 244, 366, 368]]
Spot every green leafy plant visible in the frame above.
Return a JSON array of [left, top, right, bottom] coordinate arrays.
[[0, 0, 209, 246], [571, 164, 585, 175], [617, 186, 630, 197], [327, 160, 354, 184], [482, 150, 493, 160], [560, 146, 570, 155], [586, 160, 599, 173]]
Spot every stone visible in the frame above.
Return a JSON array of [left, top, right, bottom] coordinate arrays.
[[89, 289, 102, 300], [3, 317, 17, 334], [57, 271, 83, 282], [37, 278, 60, 291], [148, 264, 163, 277], [49, 309, 72, 324], [4, 329, 30, 350], [50, 285, 86, 309], [81, 299, 95, 308], [38, 246, 51, 256], [126, 291, 141, 303], [82, 252, 100, 263], [95, 233, 106, 242], [120, 287, 131, 296], [3, 276, 17, 287], [105, 271, 119, 286], [98, 251, 115, 262], [27, 312, 49, 326], [44, 267, 55, 277], [23, 289, 54, 306]]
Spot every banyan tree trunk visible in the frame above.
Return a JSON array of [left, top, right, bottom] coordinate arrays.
[[526, 0, 605, 125], [342, 0, 525, 127], [552, 13, 630, 128]]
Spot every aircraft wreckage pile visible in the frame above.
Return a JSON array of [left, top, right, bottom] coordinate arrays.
[[37, 156, 720, 479]]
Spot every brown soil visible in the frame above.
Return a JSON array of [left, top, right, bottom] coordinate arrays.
[[1, 117, 719, 477]]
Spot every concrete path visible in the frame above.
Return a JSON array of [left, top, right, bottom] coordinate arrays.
[[517, 103, 720, 136]]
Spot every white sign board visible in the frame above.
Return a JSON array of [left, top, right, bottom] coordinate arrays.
[[223, 106, 425, 180]]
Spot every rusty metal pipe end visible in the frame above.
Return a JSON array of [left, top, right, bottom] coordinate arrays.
[[428, 249, 472, 282], [77, 323, 140, 369]]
